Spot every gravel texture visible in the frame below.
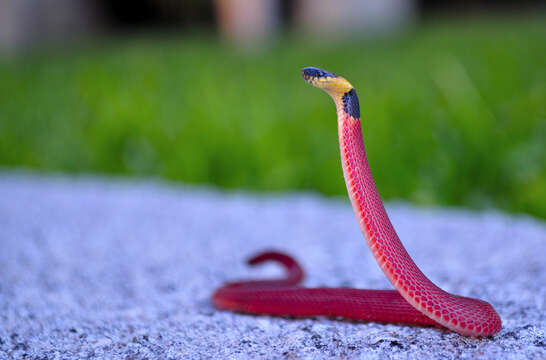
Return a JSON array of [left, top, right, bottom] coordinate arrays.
[[0, 172, 545, 360]]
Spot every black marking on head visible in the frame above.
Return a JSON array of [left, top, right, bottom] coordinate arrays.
[[302, 67, 338, 80], [342, 88, 360, 118]]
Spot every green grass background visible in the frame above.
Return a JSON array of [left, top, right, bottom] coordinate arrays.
[[1, 17, 545, 218]]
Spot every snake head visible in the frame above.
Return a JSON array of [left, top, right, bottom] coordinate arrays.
[[302, 67, 354, 99], [302, 67, 359, 118]]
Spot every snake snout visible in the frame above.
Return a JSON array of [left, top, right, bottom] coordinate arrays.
[[302, 67, 337, 82]]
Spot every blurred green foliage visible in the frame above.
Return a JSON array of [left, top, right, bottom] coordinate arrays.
[[0, 17, 545, 218]]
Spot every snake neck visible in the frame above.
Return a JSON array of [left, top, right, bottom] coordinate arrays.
[[335, 104, 431, 310], [336, 107, 384, 252], [335, 101, 421, 297]]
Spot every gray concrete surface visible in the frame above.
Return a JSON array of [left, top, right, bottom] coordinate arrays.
[[0, 172, 545, 359]]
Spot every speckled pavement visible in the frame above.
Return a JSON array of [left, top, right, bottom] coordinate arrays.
[[1, 173, 545, 359]]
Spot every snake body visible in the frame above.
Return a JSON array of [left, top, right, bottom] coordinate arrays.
[[212, 67, 502, 336]]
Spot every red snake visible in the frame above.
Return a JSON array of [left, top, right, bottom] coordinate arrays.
[[212, 67, 502, 336]]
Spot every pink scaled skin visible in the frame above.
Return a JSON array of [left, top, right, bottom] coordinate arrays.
[[212, 68, 502, 337]]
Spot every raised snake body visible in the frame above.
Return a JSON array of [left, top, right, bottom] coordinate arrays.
[[212, 67, 502, 337]]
